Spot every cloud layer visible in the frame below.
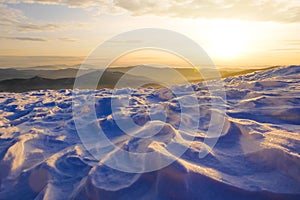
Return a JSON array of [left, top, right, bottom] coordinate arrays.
[[0, 36, 77, 42], [0, 3, 65, 33], [1, 0, 300, 23], [0, 36, 47, 41], [0, 3, 87, 33]]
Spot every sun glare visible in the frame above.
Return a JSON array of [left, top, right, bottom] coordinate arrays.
[[209, 20, 251, 58]]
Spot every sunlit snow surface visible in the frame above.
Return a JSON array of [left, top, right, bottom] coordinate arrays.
[[0, 66, 300, 199]]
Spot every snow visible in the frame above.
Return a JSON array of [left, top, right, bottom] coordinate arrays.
[[0, 65, 300, 199]]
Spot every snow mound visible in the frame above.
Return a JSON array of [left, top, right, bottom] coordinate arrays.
[[0, 65, 300, 199]]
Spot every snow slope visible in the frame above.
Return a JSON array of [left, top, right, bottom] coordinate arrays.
[[0, 65, 300, 199]]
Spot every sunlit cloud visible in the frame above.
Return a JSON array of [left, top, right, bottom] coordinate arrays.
[[57, 37, 78, 42], [270, 48, 300, 52], [0, 36, 78, 42], [107, 40, 144, 44], [2, 0, 300, 23]]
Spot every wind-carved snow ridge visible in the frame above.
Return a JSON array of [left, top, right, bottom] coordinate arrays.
[[0, 65, 300, 199]]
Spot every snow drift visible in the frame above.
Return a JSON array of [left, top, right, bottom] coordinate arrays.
[[0, 65, 300, 199]]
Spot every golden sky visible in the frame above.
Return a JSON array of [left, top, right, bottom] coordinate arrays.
[[0, 0, 299, 68]]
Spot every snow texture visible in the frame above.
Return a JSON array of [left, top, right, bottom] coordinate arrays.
[[0, 65, 300, 199]]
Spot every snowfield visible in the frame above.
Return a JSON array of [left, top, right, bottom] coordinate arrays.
[[0, 65, 300, 199]]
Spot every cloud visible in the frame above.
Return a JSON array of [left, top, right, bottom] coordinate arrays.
[[271, 48, 300, 51], [57, 37, 78, 42], [2, 0, 300, 23], [0, 36, 47, 41], [0, 3, 86, 33], [0, 3, 64, 32], [0, 0, 103, 8], [0, 3, 24, 26], [0, 36, 78, 42], [107, 40, 143, 44], [283, 40, 300, 46], [16, 23, 62, 32], [112, 0, 300, 23]]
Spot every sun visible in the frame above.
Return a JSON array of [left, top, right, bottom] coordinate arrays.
[[208, 20, 251, 58]]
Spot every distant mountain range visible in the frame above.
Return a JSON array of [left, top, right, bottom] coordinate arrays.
[[0, 69, 153, 92], [0, 68, 79, 81], [0, 65, 278, 92]]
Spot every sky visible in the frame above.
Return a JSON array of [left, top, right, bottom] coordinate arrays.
[[0, 0, 299, 69]]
